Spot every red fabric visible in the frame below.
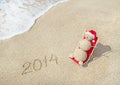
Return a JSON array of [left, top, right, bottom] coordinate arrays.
[[89, 30, 97, 39]]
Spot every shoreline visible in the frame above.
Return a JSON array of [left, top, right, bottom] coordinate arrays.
[[0, 0, 69, 40]]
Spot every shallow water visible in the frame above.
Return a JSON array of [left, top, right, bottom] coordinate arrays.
[[0, 0, 68, 40]]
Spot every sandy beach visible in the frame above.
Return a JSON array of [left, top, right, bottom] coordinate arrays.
[[0, 0, 120, 85]]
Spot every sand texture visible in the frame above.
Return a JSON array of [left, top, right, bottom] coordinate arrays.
[[0, 0, 120, 85]]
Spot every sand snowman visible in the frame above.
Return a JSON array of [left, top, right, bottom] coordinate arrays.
[[70, 30, 96, 65]]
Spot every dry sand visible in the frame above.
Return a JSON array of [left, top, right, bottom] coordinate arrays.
[[0, 0, 120, 85]]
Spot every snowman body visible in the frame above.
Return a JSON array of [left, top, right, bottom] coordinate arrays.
[[74, 39, 91, 63]]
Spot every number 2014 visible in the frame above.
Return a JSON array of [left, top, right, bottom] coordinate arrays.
[[22, 55, 58, 75]]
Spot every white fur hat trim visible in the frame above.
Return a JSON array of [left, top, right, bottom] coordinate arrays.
[[85, 32, 95, 39]]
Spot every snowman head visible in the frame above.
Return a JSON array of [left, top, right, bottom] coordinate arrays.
[[85, 30, 96, 41]]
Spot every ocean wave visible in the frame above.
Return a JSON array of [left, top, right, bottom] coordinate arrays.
[[0, 0, 68, 40]]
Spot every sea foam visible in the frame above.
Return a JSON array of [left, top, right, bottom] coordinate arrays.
[[0, 0, 68, 40]]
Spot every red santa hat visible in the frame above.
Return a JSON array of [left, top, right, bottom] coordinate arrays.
[[85, 30, 97, 42]]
